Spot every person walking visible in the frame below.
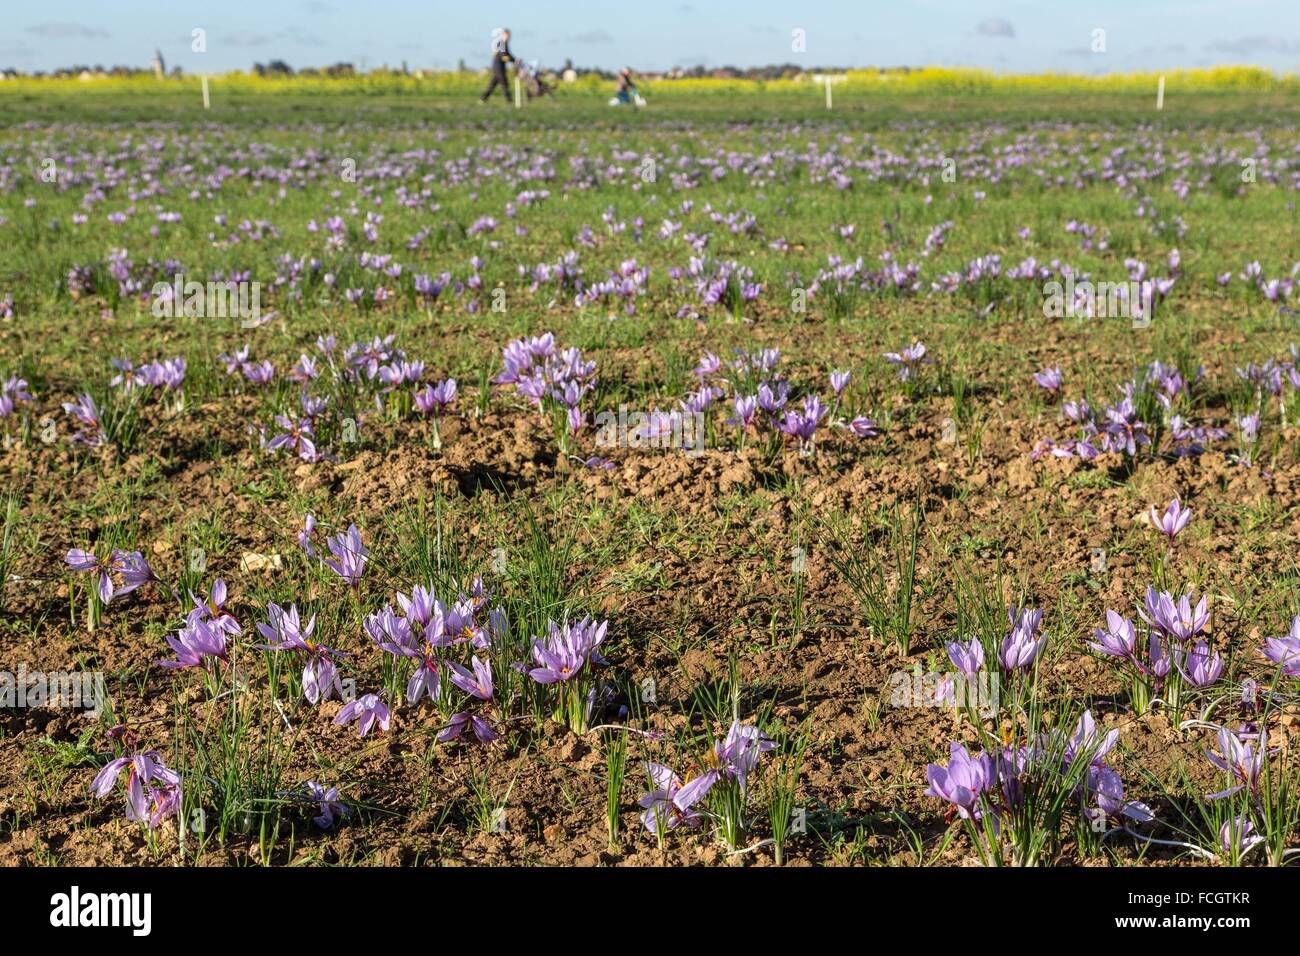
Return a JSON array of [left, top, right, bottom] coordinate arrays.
[[480, 28, 516, 104]]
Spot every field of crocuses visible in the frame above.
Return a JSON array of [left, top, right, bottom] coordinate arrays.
[[2, 87, 1299, 868]]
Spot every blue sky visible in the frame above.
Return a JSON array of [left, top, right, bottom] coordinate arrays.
[[4, 0, 1299, 73]]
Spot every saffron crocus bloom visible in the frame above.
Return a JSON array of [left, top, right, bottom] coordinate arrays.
[[1178, 641, 1223, 688], [848, 415, 880, 438], [414, 378, 457, 415], [1219, 816, 1265, 857], [303, 781, 349, 829], [324, 523, 368, 588], [1205, 727, 1265, 800], [999, 606, 1045, 672], [726, 394, 758, 430], [1150, 497, 1191, 543], [297, 513, 318, 558], [1262, 616, 1300, 676], [65, 548, 115, 603], [1090, 610, 1138, 660], [1140, 586, 1209, 643], [924, 742, 993, 820], [883, 341, 928, 382], [638, 762, 705, 832], [1032, 366, 1063, 396], [334, 694, 391, 737], [1087, 764, 1154, 823], [158, 619, 228, 670], [528, 616, 609, 684], [187, 578, 241, 636], [1065, 710, 1120, 766], [710, 720, 776, 796], [111, 550, 156, 596], [946, 638, 984, 677], [255, 602, 343, 704], [91, 749, 182, 829], [440, 657, 500, 743]]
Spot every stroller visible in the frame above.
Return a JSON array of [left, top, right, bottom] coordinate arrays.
[[518, 61, 555, 99]]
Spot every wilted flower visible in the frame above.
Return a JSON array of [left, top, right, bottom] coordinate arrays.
[[334, 693, 391, 738], [303, 781, 349, 829]]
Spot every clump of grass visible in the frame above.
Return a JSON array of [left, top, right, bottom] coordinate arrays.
[[824, 503, 923, 655]]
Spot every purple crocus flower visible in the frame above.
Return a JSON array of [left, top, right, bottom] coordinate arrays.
[[1065, 710, 1120, 767], [726, 394, 758, 431], [1178, 641, 1223, 688], [91, 749, 182, 829], [255, 602, 344, 704], [440, 657, 499, 743], [158, 619, 228, 670], [334, 693, 391, 737], [1262, 616, 1300, 676], [297, 513, 319, 558], [303, 781, 350, 829], [65, 548, 115, 603], [1090, 610, 1138, 660], [528, 616, 609, 684], [1032, 366, 1063, 396], [1219, 816, 1264, 857], [1149, 497, 1191, 543], [946, 638, 985, 677], [414, 378, 458, 416], [1140, 586, 1209, 643], [267, 415, 317, 462], [924, 742, 993, 820], [187, 578, 241, 636], [999, 606, 1046, 672], [112, 550, 156, 596], [1086, 763, 1154, 824], [324, 523, 368, 589], [1205, 727, 1264, 800], [883, 341, 928, 382], [848, 415, 880, 438], [638, 762, 705, 832]]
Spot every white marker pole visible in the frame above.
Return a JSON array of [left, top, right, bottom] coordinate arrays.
[[514, 74, 522, 109], [825, 76, 832, 110], [201, 75, 210, 110], [1156, 75, 1164, 111]]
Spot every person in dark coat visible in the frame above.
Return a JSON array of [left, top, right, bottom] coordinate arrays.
[[480, 29, 515, 103]]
